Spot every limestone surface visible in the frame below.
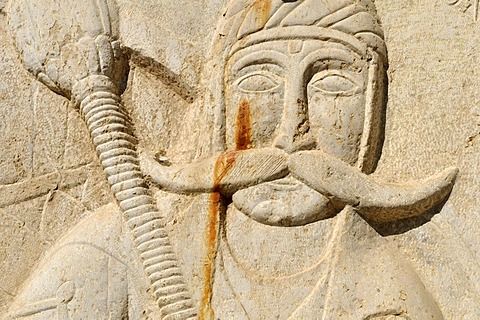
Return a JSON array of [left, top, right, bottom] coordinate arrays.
[[0, 0, 479, 319]]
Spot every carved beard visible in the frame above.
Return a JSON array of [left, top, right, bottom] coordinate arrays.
[[232, 176, 336, 227]]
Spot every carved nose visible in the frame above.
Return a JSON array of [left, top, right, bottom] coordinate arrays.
[[273, 97, 315, 153]]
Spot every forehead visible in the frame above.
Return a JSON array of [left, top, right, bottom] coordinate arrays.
[[227, 39, 367, 71]]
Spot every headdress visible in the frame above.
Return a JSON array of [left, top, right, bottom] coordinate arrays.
[[201, 0, 387, 173], [226, 0, 386, 59]]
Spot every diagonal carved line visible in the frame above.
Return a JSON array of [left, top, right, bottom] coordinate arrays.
[[0, 165, 93, 208], [126, 48, 197, 103]]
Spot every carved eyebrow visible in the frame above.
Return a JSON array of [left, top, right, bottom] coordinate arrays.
[[299, 47, 362, 71], [230, 49, 287, 72]]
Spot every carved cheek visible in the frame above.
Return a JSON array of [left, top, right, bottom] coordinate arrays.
[[225, 86, 284, 150], [308, 92, 366, 165]]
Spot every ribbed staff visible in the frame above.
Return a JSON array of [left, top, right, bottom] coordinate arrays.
[[75, 75, 197, 319]]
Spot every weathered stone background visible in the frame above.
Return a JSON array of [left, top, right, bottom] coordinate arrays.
[[373, 2, 480, 317], [1, 0, 479, 316]]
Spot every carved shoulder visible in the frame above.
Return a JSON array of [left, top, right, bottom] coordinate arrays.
[[5, 204, 134, 319]]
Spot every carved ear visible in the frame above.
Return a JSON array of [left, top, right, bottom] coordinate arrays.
[[357, 50, 387, 174]]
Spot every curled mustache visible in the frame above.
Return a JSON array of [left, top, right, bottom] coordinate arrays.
[[140, 149, 457, 223]]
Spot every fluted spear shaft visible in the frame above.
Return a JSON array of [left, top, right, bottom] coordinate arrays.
[[75, 75, 197, 320]]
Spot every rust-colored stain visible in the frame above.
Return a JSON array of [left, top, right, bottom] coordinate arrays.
[[235, 99, 253, 150], [199, 192, 220, 320], [200, 151, 238, 320], [253, 0, 272, 27], [200, 98, 251, 318]]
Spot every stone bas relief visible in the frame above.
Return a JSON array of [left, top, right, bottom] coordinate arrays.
[[447, 0, 480, 21], [1, 0, 477, 319]]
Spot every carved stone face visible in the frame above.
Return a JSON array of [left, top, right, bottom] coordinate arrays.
[[225, 39, 370, 226], [225, 39, 369, 164]]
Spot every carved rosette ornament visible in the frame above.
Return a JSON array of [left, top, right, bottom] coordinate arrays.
[[5, 0, 459, 319]]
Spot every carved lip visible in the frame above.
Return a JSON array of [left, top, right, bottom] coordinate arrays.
[[267, 176, 302, 191]]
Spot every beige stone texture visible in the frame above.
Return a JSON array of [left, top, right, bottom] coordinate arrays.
[[0, 0, 479, 319]]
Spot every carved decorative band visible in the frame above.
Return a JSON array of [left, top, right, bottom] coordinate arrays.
[[229, 26, 376, 58]]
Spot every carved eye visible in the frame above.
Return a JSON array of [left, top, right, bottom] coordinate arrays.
[[308, 71, 361, 96], [235, 72, 281, 93]]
